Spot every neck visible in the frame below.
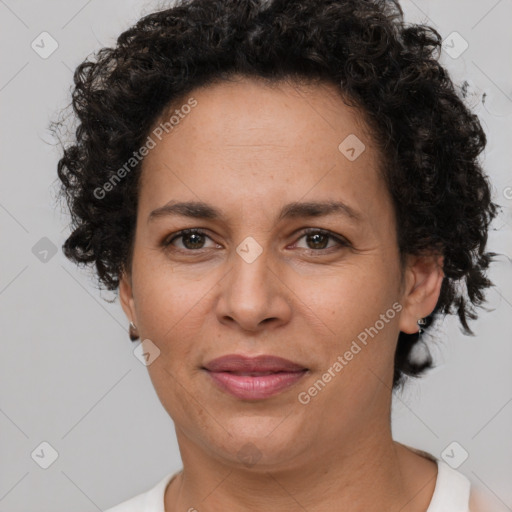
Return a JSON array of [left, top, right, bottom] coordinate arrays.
[[165, 426, 435, 512]]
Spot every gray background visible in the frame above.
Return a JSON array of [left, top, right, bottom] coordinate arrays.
[[1, 1, 511, 510]]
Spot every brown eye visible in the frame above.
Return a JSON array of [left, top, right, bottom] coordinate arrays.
[[304, 232, 329, 250], [163, 229, 216, 251], [294, 228, 350, 252], [180, 231, 206, 249]]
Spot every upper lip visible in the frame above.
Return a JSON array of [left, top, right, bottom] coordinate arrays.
[[203, 354, 307, 373]]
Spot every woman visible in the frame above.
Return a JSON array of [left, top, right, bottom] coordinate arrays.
[[54, 0, 502, 510]]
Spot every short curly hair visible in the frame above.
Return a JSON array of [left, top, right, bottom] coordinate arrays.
[[53, 0, 498, 389]]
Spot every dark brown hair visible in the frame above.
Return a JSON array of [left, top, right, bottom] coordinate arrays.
[[53, 0, 498, 389]]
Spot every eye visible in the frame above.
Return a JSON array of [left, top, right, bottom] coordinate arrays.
[[293, 228, 350, 252], [163, 228, 218, 251], [162, 227, 350, 254]]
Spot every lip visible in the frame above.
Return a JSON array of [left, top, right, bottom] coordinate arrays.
[[203, 354, 307, 373], [202, 354, 308, 400]]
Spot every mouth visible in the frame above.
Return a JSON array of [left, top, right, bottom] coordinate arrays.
[[203, 369, 308, 400], [202, 354, 309, 400], [203, 354, 308, 373]]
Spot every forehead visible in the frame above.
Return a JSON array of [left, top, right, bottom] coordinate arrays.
[[150, 76, 373, 155], [138, 76, 388, 224]]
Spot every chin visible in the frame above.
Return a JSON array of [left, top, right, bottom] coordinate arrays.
[[216, 421, 303, 461]]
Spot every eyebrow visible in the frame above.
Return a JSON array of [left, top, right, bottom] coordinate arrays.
[[147, 200, 362, 224]]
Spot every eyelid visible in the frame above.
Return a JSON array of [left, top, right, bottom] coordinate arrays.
[[163, 228, 216, 247], [292, 227, 351, 250], [162, 227, 351, 251]]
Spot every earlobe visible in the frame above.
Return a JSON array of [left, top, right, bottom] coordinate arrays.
[[398, 254, 444, 334]]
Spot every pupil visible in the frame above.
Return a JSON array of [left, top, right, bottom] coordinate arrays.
[[184, 233, 204, 249], [308, 233, 327, 249]]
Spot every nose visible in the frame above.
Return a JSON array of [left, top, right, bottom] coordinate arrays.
[[215, 243, 292, 333]]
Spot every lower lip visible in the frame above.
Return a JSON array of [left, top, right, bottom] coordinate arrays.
[[205, 370, 308, 400]]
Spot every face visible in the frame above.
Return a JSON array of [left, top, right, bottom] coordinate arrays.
[[120, 76, 443, 470]]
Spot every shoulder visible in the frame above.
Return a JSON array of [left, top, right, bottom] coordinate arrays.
[[468, 485, 511, 512], [426, 459, 472, 511], [103, 471, 180, 512], [399, 444, 471, 511], [104, 493, 146, 512], [405, 446, 508, 512]]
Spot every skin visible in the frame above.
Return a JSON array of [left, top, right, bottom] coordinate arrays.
[[119, 75, 445, 511]]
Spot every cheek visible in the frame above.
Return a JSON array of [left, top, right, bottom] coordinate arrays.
[[307, 262, 399, 332], [134, 276, 209, 353], [145, 362, 221, 450], [130, 241, 208, 330], [307, 262, 402, 384]]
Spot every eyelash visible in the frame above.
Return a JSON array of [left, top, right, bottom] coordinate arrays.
[[162, 227, 350, 254]]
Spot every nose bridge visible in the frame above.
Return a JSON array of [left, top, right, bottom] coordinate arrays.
[[217, 235, 289, 330], [230, 238, 272, 308]]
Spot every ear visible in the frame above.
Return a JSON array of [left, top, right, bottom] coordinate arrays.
[[398, 253, 444, 334], [119, 269, 137, 325]]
